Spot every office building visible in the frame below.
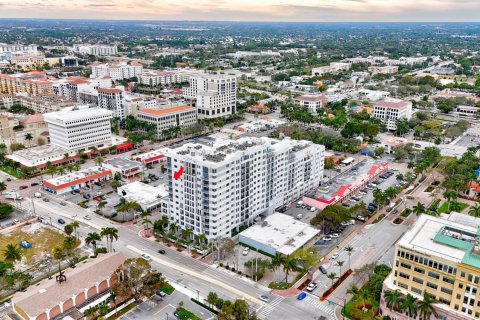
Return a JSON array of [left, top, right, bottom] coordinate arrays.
[[184, 74, 236, 119], [136, 104, 197, 140], [368, 66, 399, 75], [97, 87, 126, 119], [311, 62, 352, 76], [293, 94, 328, 114], [162, 137, 324, 240], [43, 104, 113, 151], [382, 213, 480, 320], [9, 53, 46, 69], [73, 44, 118, 56], [0, 43, 37, 54], [373, 99, 412, 131]]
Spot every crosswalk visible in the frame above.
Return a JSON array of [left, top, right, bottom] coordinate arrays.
[[256, 296, 284, 320], [300, 295, 336, 318]]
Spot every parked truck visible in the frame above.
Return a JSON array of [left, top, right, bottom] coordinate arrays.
[[3, 192, 23, 200]]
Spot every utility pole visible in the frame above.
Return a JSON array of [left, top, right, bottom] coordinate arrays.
[[30, 196, 36, 217]]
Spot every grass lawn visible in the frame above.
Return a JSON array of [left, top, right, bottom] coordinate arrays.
[[159, 283, 175, 294], [176, 308, 201, 320], [343, 299, 379, 320], [438, 202, 468, 213], [0, 165, 26, 178], [0, 224, 67, 264]]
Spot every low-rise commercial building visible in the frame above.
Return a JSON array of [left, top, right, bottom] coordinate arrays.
[[381, 214, 480, 320], [43, 165, 112, 194], [293, 94, 328, 114], [311, 62, 351, 76], [239, 213, 320, 256], [102, 157, 144, 180], [134, 149, 165, 166], [12, 252, 124, 320], [118, 181, 168, 211]]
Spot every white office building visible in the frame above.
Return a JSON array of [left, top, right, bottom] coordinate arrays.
[[293, 94, 328, 114], [311, 62, 352, 76], [73, 44, 118, 56], [162, 137, 324, 240], [0, 43, 37, 54], [184, 74, 236, 119], [97, 87, 126, 120], [44, 105, 113, 151], [373, 99, 413, 131]]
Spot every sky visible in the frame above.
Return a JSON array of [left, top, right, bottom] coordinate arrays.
[[0, 0, 479, 22]]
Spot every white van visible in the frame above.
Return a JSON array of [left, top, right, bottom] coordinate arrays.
[[34, 192, 42, 198], [296, 214, 303, 220], [297, 201, 304, 206]]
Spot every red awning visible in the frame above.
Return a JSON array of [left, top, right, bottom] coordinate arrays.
[[116, 142, 133, 151], [140, 154, 164, 163]]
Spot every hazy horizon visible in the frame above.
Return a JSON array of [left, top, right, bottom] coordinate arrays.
[[0, 0, 479, 22]]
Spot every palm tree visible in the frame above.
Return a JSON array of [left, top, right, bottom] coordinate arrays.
[[346, 284, 359, 298], [169, 221, 178, 236], [357, 288, 372, 309], [327, 272, 337, 288], [449, 201, 463, 213], [413, 202, 426, 216], [384, 290, 403, 316], [100, 227, 119, 252], [283, 255, 297, 283], [70, 221, 80, 240], [24, 133, 33, 147], [416, 291, 438, 320], [141, 217, 153, 230], [402, 294, 418, 319], [94, 157, 104, 167], [195, 232, 206, 246], [63, 236, 76, 256], [180, 228, 193, 242], [469, 205, 480, 218], [85, 232, 101, 255], [336, 260, 345, 276], [0, 181, 6, 192], [443, 190, 457, 212], [52, 245, 64, 270], [270, 253, 283, 281], [344, 246, 354, 270], [3, 244, 22, 268]]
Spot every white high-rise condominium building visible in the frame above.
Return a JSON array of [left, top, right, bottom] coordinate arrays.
[[184, 74, 236, 119], [0, 43, 37, 54], [97, 88, 126, 120], [44, 105, 113, 151], [373, 99, 413, 131], [162, 137, 324, 240], [73, 44, 118, 56], [91, 62, 143, 81]]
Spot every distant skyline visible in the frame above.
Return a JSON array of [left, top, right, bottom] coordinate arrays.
[[0, 0, 479, 22]]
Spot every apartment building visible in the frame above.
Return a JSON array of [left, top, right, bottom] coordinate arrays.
[[140, 70, 180, 86], [43, 104, 113, 151], [311, 62, 352, 76], [184, 74, 236, 119], [162, 137, 324, 240], [0, 43, 37, 54], [0, 72, 54, 96], [73, 44, 118, 56], [373, 99, 412, 130], [18, 94, 76, 113], [9, 53, 46, 69], [293, 94, 328, 114], [91, 61, 143, 81], [136, 104, 197, 139], [368, 66, 399, 75], [382, 214, 480, 320], [97, 87, 126, 119]]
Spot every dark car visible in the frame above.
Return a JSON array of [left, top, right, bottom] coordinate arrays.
[[74, 189, 81, 194], [42, 198, 50, 202], [30, 182, 39, 186], [83, 194, 91, 199], [319, 265, 328, 274], [58, 218, 66, 224], [111, 213, 118, 218], [158, 249, 166, 254], [94, 181, 102, 186], [70, 191, 76, 195], [6, 178, 11, 181], [19, 185, 28, 190]]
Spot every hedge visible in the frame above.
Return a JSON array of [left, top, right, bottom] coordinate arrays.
[[190, 298, 219, 314]]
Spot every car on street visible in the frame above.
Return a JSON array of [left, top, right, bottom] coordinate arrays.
[[259, 294, 270, 302], [30, 182, 39, 186], [84, 215, 92, 220], [141, 254, 151, 261], [74, 189, 80, 194], [173, 310, 179, 318], [306, 282, 317, 292], [13, 219, 19, 224], [297, 292, 307, 300], [60, 201, 67, 206], [322, 236, 332, 241], [158, 249, 166, 254], [319, 265, 328, 274], [329, 233, 339, 238], [42, 197, 49, 202], [356, 215, 366, 222], [19, 185, 28, 190], [34, 192, 42, 198], [70, 191, 76, 195], [83, 194, 91, 199], [242, 248, 250, 256], [58, 219, 66, 224], [330, 252, 339, 260]]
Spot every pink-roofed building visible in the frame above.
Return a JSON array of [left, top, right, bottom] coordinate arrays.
[[373, 99, 412, 131]]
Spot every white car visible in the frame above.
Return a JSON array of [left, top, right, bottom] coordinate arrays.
[[84, 215, 92, 220], [242, 248, 250, 256], [141, 254, 152, 261], [306, 282, 318, 292], [322, 236, 332, 241], [330, 233, 339, 238], [330, 252, 340, 260]]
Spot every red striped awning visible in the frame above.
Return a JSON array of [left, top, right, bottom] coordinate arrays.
[[116, 142, 133, 151]]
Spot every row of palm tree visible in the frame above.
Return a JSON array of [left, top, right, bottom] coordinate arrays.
[[270, 253, 300, 283], [384, 290, 438, 320], [85, 227, 119, 254], [373, 186, 401, 209]]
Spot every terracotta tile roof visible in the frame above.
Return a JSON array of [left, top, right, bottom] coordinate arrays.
[[139, 104, 193, 116], [66, 77, 89, 84], [294, 94, 326, 102], [98, 87, 122, 94], [12, 253, 125, 319], [20, 114, 44, 124]]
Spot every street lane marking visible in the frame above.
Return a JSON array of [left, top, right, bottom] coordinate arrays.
[[256, 296, 284, 320], [126, 245, 265, 307]]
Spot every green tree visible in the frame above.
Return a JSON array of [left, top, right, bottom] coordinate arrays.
[[402, 293, 418, 319], [70, 220, 80, 239], [282, 255, 298, 283], [413, 202, 426, 216], [218, 299, 257, 320], [344, 246, 354, 270], [416, 291, 438, 320], [327, 272, 337, 288], [24, 133, 33, 147], [206, 292, 219, 308], [0, 203, 14, 219], [384, 290, 403, 315], [86, 232, 101, 255], [101, 227, 119, 252], [3, 244, 22, 268], [64, 224, 74, 236], [469, 205, 480, 218]]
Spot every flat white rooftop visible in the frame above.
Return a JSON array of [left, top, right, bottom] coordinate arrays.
[[239, 213, 320, 255], [44, 166, 111, 190], [118, 181, 168, 209]]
